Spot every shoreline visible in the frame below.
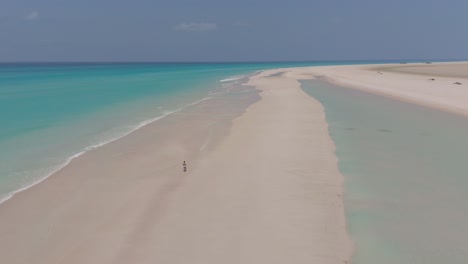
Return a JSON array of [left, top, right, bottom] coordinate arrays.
[[0, 96, 214, 205], [0, 70, 260, 205], [3, 61, 466, 205], [0, 75, 264, 263], [2, 61, 467, 263]]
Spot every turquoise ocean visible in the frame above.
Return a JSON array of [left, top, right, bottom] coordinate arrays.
[[302, 80, 468, 264]]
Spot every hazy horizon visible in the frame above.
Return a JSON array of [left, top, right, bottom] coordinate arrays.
[[1, 59, 466, 64]]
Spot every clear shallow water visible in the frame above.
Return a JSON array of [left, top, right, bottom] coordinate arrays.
[[301, 80, 468, 263], [1, 61, 384, 202]]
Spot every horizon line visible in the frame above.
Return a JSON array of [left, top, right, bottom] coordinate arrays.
[[0, 59, 466, 64]]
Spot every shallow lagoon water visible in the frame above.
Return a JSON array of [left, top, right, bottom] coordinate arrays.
[[301, 80, 468, 263]]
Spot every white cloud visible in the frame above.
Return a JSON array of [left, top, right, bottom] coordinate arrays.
[[175, 22, 217, 31], [25, 11, 39, 21]]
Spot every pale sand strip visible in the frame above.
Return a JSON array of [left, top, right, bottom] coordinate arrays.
[[289, 62, 468, 117], [135, 71, 353, 264], [0, 72, 352, 264]]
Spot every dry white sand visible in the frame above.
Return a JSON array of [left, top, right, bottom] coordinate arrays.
[[0, 70, 352, 264], [296, 62, 468, 117]]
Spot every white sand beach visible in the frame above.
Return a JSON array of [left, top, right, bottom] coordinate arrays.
[[1, 61, 467, 264], [303, 62, 468, 117]]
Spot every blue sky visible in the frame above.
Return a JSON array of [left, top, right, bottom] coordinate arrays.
[[0, 0, 467, 62]]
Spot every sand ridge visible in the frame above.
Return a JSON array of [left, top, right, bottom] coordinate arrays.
[[129, 69, 353, 263]]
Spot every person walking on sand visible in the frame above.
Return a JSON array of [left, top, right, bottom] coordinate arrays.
[[183, 161, 187, 172]]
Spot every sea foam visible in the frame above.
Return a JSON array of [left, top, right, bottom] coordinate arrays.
[[0, 97, 213, 204]]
